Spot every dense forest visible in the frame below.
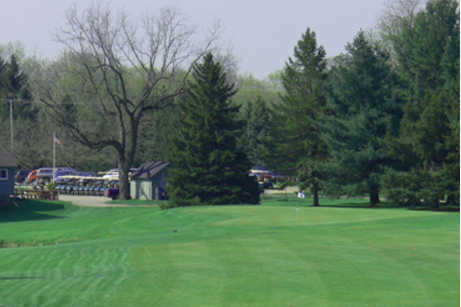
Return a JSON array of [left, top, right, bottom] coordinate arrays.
[[0, 0, 458, 206]]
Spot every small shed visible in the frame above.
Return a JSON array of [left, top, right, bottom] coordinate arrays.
[[130, 161, 169, 200], [0, 146, 17, 207]]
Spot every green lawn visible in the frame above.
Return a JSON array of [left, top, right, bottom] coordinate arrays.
[[0, 198, 459, 306], [107, 199, 162, 205]]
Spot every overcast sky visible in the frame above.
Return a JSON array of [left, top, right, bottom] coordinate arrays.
[[0, 0, 387, 78]]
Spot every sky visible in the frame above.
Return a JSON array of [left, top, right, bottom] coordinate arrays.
[[0, 0, 388, 78]]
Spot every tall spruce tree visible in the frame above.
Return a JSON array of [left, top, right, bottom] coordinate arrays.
[[276, 28, 329, 206], [324, 31, 401, 206], [168, 53, 260, 206]]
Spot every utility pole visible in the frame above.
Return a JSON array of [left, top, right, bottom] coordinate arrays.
[[53, 132, 56, 183], [9, 97, 13, 151]]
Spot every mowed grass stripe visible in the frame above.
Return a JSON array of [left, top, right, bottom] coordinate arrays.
[[109, 241, 224, 306], [111, 243, 181, 306], [169, 241, 225, 306], [203, 236, 282, 306], [0, 242, 131, 306], [201, 207, 458, 306], [276, 227, 429, 306], [205, 235, 333, 307], [270, 213, 458, 306]]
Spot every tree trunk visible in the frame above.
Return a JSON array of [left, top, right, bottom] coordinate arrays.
[[369, 187, 380, 206], [312, 182, 319, 207], [118, 159, 131, 200], [430, 195, 440, 209]]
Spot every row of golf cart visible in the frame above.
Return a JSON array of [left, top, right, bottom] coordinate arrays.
[[55, 176, 119, 197], [14, 167, 121, 198]]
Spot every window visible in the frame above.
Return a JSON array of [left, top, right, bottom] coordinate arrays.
[[0, 169, 7, 180]]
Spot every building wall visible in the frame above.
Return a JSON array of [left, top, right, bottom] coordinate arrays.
[[151, 169, 168, 189], [130, 168, 169, 200], [130, 180, 153, 200], [0, 167, 16, 206]]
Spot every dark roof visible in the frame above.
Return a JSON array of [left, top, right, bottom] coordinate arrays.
[[0, 145, 17, 167], [132, 161, 169, 180]]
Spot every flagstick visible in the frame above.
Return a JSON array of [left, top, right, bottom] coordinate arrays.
[[53, 132, 56, 183]]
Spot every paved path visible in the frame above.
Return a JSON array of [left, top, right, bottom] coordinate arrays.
[[264, 186, 299, 195], [59, 195, 152, 208], [60, 189, 299, 207]]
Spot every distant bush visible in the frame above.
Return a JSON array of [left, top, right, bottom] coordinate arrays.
[[382, 169, 457, 209]]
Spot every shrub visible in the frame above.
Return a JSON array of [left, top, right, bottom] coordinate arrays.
[[160, 197, 202, 209], [46, 182, 56, 191]]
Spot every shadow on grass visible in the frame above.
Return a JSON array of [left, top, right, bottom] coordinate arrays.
[[315, 202, 400, 209], [266, 202, 393, 209], [261, 195, 399, 209], [107, 199, 161, 206], [0, 199, 66, 222], [0, 276, 45, 280], [408, 206, 460, 212]]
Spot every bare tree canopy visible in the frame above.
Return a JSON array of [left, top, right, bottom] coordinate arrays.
[[34, 3, 218, 199], [379, 0, 427, 34]]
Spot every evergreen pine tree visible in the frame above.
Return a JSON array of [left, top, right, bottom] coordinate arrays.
[[325, 31, 401, 206], [168, 53, 260, 206], [383, 0, 459, 208], [276, 28, 329, 206]]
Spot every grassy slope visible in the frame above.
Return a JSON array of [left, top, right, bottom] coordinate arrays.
[[0, 199, 459, 306]]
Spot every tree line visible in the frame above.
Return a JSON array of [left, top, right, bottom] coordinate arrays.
[[269, 0, 459, 208], [0, 0, 458, 206]]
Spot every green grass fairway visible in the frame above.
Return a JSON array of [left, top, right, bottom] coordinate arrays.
[[0, 199, 459, 306]]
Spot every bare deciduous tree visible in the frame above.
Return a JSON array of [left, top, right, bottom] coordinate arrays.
[[379, 0, 426, 35], [378, 0, 427, 65], [34, 4, 218, 199]]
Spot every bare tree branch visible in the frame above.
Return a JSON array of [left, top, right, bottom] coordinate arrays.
[[35, 3, 218, 199]]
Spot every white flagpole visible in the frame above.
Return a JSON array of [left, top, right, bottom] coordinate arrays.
[[53, 132, 56, 183]]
